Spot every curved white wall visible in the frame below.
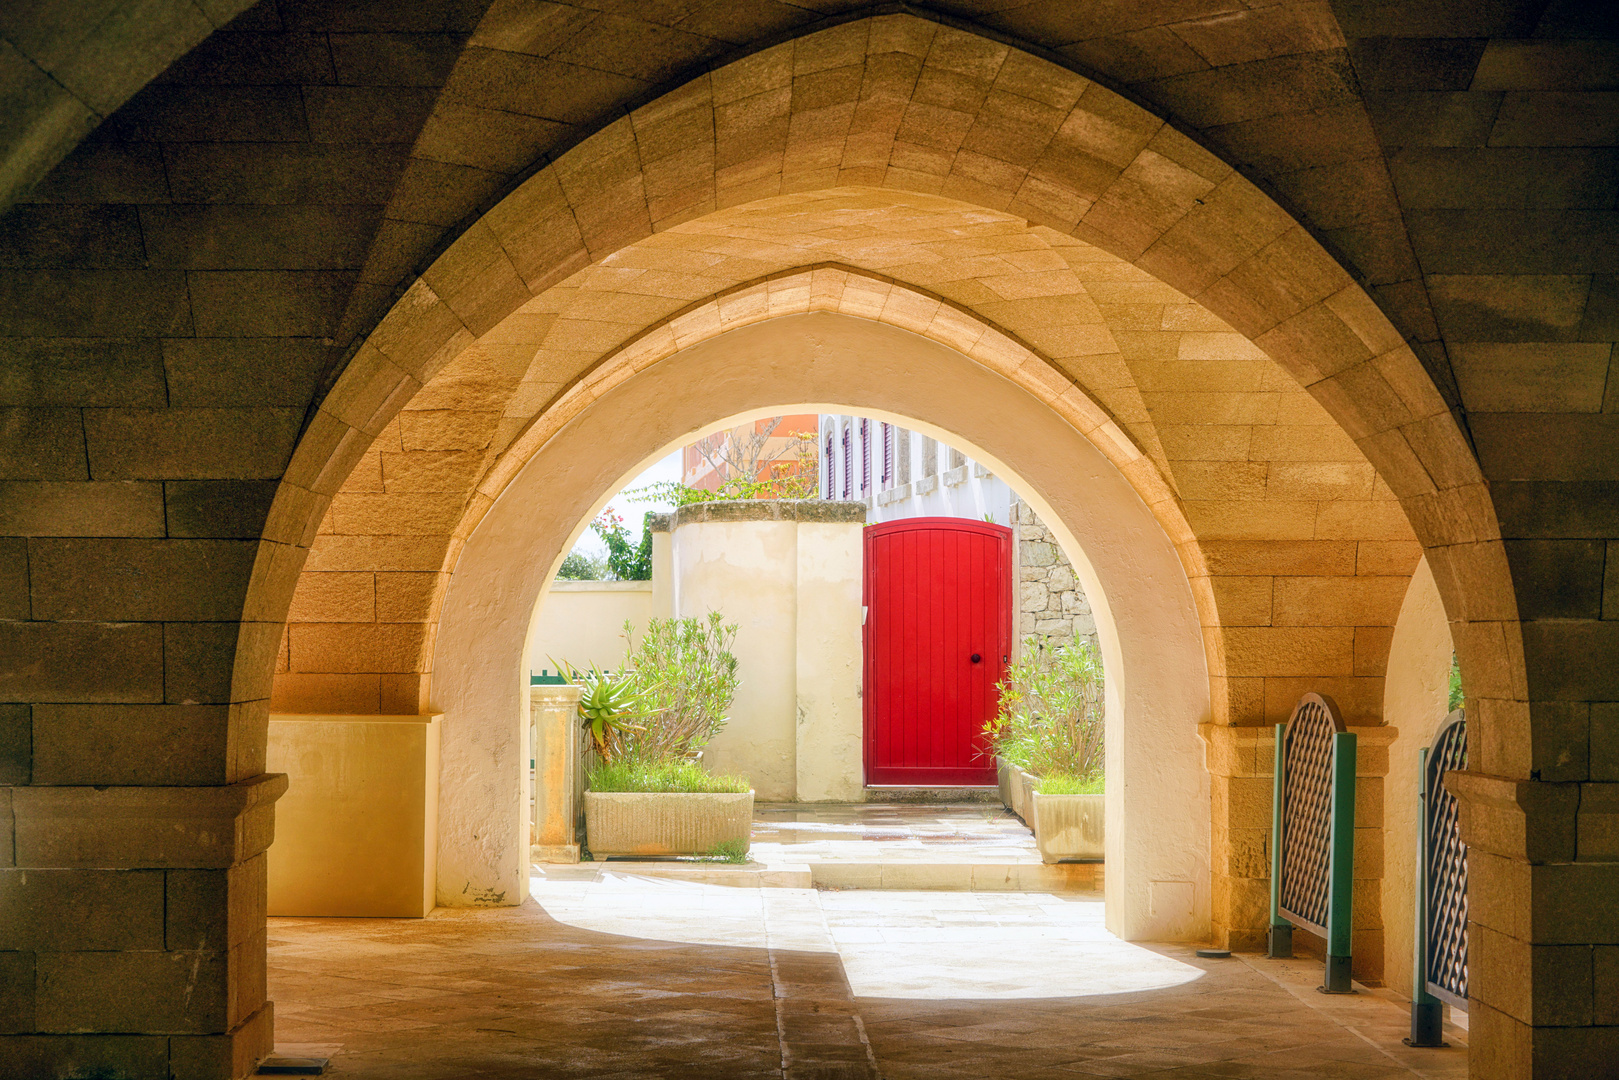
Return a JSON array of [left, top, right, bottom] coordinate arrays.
[[432, 312, 1212, 940], [1380, 557, 1456, 1000]]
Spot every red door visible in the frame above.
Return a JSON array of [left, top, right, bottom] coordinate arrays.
[[864, 518, 1012, 786]]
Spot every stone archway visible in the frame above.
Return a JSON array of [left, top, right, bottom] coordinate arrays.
[[431, 310, 1213, 943]]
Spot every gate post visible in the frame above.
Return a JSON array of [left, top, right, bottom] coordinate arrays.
[[1267, 722, 1291, 958], [1406, 744, 1446, 1045], [1321, 730, 1357, 993]]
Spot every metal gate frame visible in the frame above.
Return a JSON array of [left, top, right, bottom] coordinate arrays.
[[1268, 692, 1358, 993], [1408, 709, 1468, 1045]]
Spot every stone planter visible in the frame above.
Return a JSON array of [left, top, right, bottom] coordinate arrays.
[[996, 757, 1041, 823], [1031, 791, 1105, 863], [584, 790, 754, 857]]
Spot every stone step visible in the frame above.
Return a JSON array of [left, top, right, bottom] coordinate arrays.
[[805, 860, 1102, 893]]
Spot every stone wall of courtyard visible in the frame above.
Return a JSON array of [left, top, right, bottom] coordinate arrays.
[[1013, 500, 1099, 656]]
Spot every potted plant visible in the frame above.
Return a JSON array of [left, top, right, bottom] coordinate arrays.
[[984, 637, 1105, 863], [566, 612, 752, 858]]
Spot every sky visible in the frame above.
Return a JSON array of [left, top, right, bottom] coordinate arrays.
[[567, 449, 683, 560]]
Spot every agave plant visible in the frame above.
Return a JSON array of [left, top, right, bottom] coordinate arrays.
[[553, 660, 643, 762]]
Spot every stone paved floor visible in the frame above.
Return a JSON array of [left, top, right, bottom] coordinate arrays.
[[268, 875, 1468, 1079]]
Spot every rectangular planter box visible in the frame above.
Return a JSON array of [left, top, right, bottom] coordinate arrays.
[[995, 756, 1040, 823], [1032, 791, 1105, 864], [585, 790, 754, 857]]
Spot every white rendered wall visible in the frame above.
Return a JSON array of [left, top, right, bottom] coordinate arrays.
[[672, 518, 801, 800], [669, 512, 864, 802], [528, 581, 653, 675], [1379, 556, 1456, 1001], [793, 521, 865, 802]]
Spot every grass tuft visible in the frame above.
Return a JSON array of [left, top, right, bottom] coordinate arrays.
[[587, 758, 751, 794], [1037, 773, 1104, 795], [702, 838, 750, 863]]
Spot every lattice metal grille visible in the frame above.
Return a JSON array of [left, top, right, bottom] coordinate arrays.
[[1424, 713, 1468, 1009], [1279, 696, 1342, 936]]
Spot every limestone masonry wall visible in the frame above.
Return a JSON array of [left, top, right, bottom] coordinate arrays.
[[1013, 500, 1098, 655]]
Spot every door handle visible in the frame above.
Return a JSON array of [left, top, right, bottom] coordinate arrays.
[[970, 653, 981, 663]]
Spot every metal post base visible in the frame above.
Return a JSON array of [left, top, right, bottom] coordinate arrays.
[[1318, 953, 1355, 994], [1267, 923, 1292, 959], [1403, 1001, 1447, 1047]]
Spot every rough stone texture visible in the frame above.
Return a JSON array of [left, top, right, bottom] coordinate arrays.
[[0, 1, 1614, 1073], [1012, 498, 1099, 651]]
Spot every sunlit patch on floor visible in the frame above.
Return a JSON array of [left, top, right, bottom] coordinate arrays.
[[531, 875, 1202, 1000]]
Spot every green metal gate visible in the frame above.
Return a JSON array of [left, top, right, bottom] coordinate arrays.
[[1268, 692, 1358, 993]]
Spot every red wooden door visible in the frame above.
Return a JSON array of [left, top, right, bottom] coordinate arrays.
[[864, 518, 1012, 785]]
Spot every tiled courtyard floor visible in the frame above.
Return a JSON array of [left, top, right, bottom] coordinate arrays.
[[268, 872, 1468, 1079], [750, 801, 1040, 865]]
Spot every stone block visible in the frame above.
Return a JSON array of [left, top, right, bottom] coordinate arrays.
[[0, 951, 32, 1033], [1271, 575, 1408, 627], [0, 622, 163, 703], [1207, 575, 1273, 627], [0, 1035, 168, 1079], [0, 869, 164, 950], [167, 856, 266, 952], [163, 622, 236, 705], [31, 704, 229, 786], [82, 407, 303, 480], [1597, 946, 1619, 1025], [1450, 771, 1578, 863], [0, 480, 163, 536], [1530, 701, 1591, 784], [1221, 626, 1354, 677], [0, 538, 23, 620], [10, 774, 286, 870], [286, 572, 374, 623], [35, 948, 230, 1034], [164, 480, 280, 540], [286, 623, 430, 675], [169, 1001, 273, 1080], [1522, 619, 1619, 701], [0, 703, 27, 784], [28, 538, 258, 621], [1578, 783, 1619, 862], [1594, 703, 1619, 782], [0, 408, 88, 480], [270, 672, 381, 714]]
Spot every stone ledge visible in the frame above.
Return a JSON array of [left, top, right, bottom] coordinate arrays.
[[1447, 770, 1582, 863], [671, 499, 867, 526], [914, 474, 938, 495], [547, 579, 653, 592], [1199, 723, 1396, 779], [8, 774, 288, 869]]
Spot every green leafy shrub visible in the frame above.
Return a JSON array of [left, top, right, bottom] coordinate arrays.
[[557, 551, 605, 580], [1037, 773, 1104, 795], [586, 758, 750, 793], [985, 636, 1104, 783], [590, 509, 652, 580], [617, 611, 740, 763], [1448, 652, 1464, 713]]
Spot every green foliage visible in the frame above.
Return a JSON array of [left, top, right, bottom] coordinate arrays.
[[558, 612, 742, 771], [586, 758, 751, 793], [625, 473, 814, 507], [557, 551, 605, 580], [618, 612, 741, 762], [554, 662, 644, 761], [1037, 773, 1105, 795], [1448, 652, 1464, 713], [703, 838, 751, 863], [985, 636, 1105, 783], [590, 509, 652, 580]]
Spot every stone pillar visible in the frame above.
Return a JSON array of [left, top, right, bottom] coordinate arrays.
[[648, 513, 674, 620], [0, 776, 285, 1079], [1449, 767, 1619, 1076], [531, 684, 582, 863]]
